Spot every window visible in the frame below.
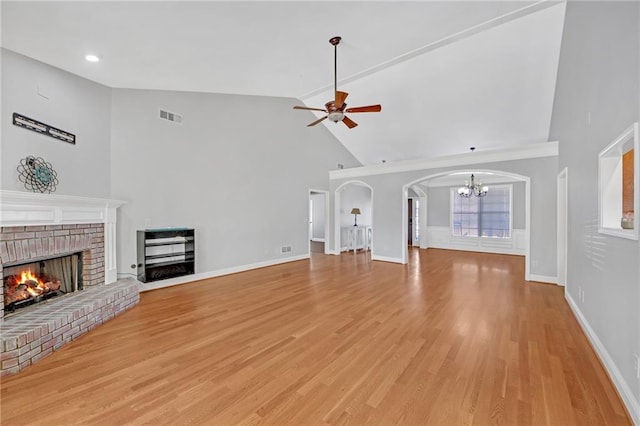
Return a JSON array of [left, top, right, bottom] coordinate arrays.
[[451, 185, 512, 238]]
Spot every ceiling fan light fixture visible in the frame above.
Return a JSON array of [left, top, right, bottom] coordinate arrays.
[[328, 111, 344, 123], [292, 35, 381, 129]]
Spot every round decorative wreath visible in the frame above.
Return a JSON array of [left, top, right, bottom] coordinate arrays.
[[17, 156, 59, 193]]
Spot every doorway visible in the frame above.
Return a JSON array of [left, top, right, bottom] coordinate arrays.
[[309, 190, 329, 255], [557, 168, 568, 286], [334, 181, 373, 255], [407, 196, 422, 247], [408, 185, 427, 249], [407, 198, 413, 246], [401, 170, 532, 281]]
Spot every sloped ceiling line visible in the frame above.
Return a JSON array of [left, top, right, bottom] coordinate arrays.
[[300, 0, 562, 100], [1, 1, 567, 166], [307, 1, 566, 165]]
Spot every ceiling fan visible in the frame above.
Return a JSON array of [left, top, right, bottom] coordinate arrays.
[[293, 36, 382, 129]]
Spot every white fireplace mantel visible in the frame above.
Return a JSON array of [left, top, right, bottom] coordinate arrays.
[[0, 190, 126, 284], [0, 190, 125, 226]]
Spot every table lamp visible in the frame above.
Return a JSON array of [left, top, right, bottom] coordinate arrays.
[[350, 208, 361, 226]]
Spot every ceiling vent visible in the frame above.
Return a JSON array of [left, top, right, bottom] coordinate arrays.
[[159, 109, 182, 124]]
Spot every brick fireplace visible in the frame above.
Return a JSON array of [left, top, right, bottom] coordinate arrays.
[[0, 190, 139, 376], [1, 224, 105, 315]]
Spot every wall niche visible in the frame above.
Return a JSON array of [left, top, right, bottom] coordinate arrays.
[[598, 122, 639, 240]]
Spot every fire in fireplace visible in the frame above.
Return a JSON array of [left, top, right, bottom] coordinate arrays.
[[3, 252, 82, 313]]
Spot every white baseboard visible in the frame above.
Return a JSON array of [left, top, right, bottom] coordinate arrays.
[[310, 238, 325, 242], [527, 274, 557, 284], [326, 249, 340, 256], [138, 254, 310, 292], [371, 255, 404, 264], [565, 292, 640, 425]]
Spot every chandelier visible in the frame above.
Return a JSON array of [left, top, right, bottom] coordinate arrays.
[[458, 174, 488, 198]]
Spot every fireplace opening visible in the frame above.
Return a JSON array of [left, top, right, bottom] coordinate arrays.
[[3, 252, 83, 314]]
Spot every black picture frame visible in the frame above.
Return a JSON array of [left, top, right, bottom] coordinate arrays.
[[12, 112, 76, 145]]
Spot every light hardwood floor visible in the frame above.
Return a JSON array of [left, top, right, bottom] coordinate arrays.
[[0, 249, 631, 425]]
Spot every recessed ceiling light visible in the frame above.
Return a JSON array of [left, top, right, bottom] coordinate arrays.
[[85, 54, 100, 62]]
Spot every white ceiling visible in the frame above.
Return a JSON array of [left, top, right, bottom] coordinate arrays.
[[1, 1, 566, 166]]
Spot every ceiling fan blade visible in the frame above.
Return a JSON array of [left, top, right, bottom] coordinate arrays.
[[344, 104, 382, 113], [308, 116, 328, 127], [294, 106, 328, 112], [342, 116, 358, 129], [335, 91, 349, 109]]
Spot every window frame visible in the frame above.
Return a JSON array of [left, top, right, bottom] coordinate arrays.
[[450, 183, 513, 239]]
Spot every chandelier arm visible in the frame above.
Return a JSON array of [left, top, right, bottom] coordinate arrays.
[[458, 174, 488, 198]]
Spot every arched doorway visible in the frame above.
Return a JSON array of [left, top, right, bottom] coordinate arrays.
[[407, 184, 427, 249], [401, 170, 532, 280], [334, 181, 374, 255]]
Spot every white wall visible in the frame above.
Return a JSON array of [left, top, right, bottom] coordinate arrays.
[[310, 192, 325, 241], [0, 48, 361, 283], [330, 156, 557, 273], [549, 2, 640, 421], [340, 185, 372, 227], [425, 226, 526, 256], [1, 49, 112, 198], [110, 88, 360, 277]]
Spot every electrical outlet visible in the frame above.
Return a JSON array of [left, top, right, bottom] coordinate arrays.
[[634, 353, 640, 379]]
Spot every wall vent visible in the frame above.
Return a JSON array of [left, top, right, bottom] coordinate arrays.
[[280, 245, 292, 254], [159, 109, 183, 124]]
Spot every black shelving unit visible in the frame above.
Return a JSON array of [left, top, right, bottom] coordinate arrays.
[[137, 228, 195, 283]]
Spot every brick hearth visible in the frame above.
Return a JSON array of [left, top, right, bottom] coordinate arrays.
[[0, 279, 139, 376], [0, 221, 139, 376]]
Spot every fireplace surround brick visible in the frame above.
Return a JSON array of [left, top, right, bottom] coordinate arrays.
[[0, 224, 106, 317], [0, 223, 139, 376]]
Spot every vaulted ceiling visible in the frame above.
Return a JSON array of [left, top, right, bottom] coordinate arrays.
[[1, 1, 566, 166]]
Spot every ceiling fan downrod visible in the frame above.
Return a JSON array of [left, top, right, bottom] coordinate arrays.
[[292, 35, 381, 129], [329, 36, 341, 96]]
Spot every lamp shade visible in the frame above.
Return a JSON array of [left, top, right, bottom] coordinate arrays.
[[350, 208, 361, 215]]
